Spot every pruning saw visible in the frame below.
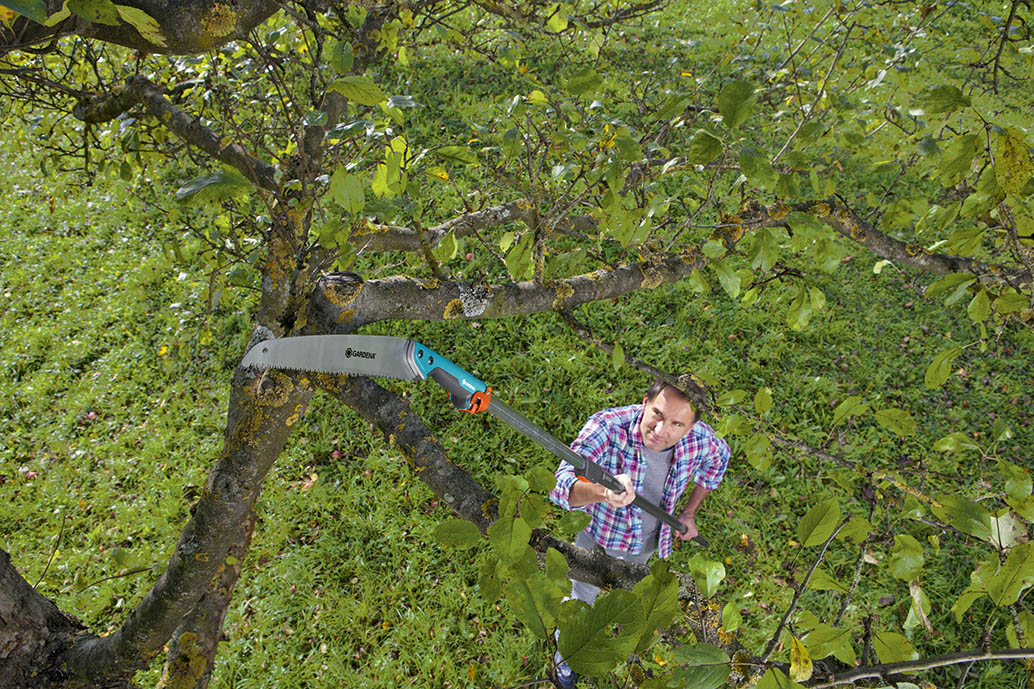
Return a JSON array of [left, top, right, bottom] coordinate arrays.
[[242, 334, 708, 547]]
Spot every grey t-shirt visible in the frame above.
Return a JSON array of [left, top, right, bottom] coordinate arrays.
[[638, 445, 675, 554]]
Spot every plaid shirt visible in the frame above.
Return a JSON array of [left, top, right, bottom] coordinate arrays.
[[549, 404, 729, 558]]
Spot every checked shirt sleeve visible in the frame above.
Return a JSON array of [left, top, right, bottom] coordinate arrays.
[[549, 411, 614, 511], [693, 424, 730, 490]]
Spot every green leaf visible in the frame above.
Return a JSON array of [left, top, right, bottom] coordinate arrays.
[[756, 668, 805, 689], [527, 464, 558, 493], [566, 67, 603, 96], [114, 4, 166, 46], [328, 75, 388, 106], [952, 587, 984, 623], [688, 268, 709, 293], [873, 632, 919, 664], [479, 558, 502, 603], [786, 287, 813, 331], [930, 495, 992, 541], [803, 624, 856, 665], [748, 229, 780, 272], [926, 273, 977, 299], [329, 39, 355, 75], [937, 134, 981, 187], [669, 643, 731, 689], [807, 567, 848, 594], [686, 554, 725, 597], [557, 510, 591, 536], [968, 288, 991, 323], [545, 547, 569, 583], [329, 167, 364, 215], [1000, 460, 1032, 500], [546, 2, 569, 32], [754, 387, 773, 416], [995, 127, 1033, 195], [874, 408, 917, 436], [797, 498, 840, 547], [68, 0, 119, 25], [5, 0, 46, 23], [744, 432, 772, 471], [988, 543, 1034, 606], [558, 591, 644, 675], [739, 146, 777, 191], [432, 230, 458, 262], [710, 258, 740, 299], [633, 560, 680, 652], [840, 516, 872, 545], [995, 288, 1029, 314], [433, 519, 482, 549], [717, 79, 756, 130], [504, 573, 563, 640], [611, 342, 624, 372], [436, 145, 478, 166], [686, 130, 724, 165], [504, 233, 534, 280], [175, 167, 251, 206], [832, 395, 868, 426], [889, 534, 925, 581], [933, 431, 979, 453], [487, 516, 532, 563], [920, 84, 971, 115], [924, 346, 963, 389], [722, 600, 742, 633]]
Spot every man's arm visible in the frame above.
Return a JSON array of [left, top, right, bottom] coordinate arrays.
[[675, 483, 711, 541], [568, 474, 636, 509]]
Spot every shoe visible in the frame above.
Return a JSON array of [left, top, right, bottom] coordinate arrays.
[[549, 658, 578, 689]]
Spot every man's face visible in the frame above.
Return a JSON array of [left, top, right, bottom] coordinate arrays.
[[639, 386, 697, 451]]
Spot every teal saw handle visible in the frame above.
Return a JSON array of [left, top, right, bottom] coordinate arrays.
[[408, 341, 493, 413]]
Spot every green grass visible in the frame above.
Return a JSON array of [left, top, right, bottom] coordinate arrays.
[[2, 2, 1034, 687]]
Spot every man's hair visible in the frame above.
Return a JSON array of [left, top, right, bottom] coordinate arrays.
[[644, 379, 697, 420]]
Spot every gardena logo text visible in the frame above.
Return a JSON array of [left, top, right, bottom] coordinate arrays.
[[344, 348, 376, 360]]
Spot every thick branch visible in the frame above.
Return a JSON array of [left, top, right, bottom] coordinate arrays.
[[57, 330, 312, 683], [4, 1, 279, 56], [307, 250, 714, 331], [0, 550, 85, 688], [806, 648, 1034, 688], [157, 512, 257, 689]]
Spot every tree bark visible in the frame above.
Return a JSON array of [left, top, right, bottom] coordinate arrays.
[[0, 550, 87, 688], [50, 330, 313, 686], [4, 1, 280, 56]]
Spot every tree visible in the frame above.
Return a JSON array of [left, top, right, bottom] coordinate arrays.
[[1, 0, 1032, 687]]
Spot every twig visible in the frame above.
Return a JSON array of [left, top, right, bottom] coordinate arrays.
[[755, 517, 850, 671], [834, 502, 876, 626], [556, 308, 711, 414], [33, 512, 67, 589]]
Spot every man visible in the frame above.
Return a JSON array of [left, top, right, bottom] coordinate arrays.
[[547, 380, 730, 688]]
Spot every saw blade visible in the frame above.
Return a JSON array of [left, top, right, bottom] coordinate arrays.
[[241, 335, 420, 380]]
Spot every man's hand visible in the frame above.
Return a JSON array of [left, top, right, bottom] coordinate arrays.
[[568, 473, 636, 508], [675, 512, 699, 541], [602, 473, 635, 509]]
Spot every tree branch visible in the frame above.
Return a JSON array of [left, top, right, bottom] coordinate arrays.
[[119, 75, 279, 190], [3, 0, 280, 56], [306, 249, 720, 331], [741, 199, 1033, 290], [57, 329, 313, 684], [350, 201, 533, 252], [806, 648, 1034, 688]]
